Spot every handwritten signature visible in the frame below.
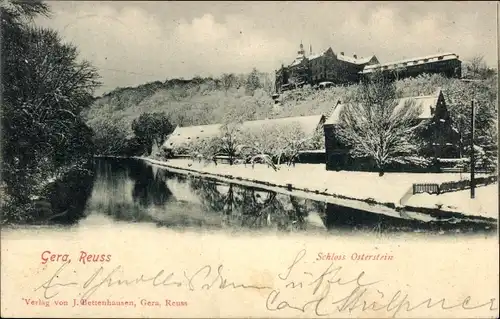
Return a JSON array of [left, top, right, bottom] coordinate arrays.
[[35, 262, 270, 301], [34, 249, 498, 317], [265, 249, 498, 317]]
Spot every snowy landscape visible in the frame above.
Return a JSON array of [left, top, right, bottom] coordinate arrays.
[[1, 1, 498, 234]]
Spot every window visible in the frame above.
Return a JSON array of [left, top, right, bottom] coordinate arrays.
[[438, 56, 443, 60]]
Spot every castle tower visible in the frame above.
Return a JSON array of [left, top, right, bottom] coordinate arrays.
[[310, 44, 312, 55], [297, 41, 305, 57]]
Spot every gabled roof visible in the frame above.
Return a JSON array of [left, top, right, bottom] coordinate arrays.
[[163, 115, 325, 149], [324, 89, 444, 125], [337, 54, 377, 65], [290, 55, 307, 67], [361, 53, 460, 74], [289, 47, 376, 66], [308, 49, 330, 61], [164, 123, 222, 149]]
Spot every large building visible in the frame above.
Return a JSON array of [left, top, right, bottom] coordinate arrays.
[[275, 43, 379, 92], [360, 53, 462, 80], [275, 43, 462, 93]]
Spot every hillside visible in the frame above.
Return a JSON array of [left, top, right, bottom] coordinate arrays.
[[84, 72, 498, 155]]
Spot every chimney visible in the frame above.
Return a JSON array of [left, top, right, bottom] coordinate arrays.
[[353, 53, 357, 59], [340, 52, 344, 55]]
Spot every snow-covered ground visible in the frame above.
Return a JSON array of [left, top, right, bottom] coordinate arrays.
[[141, 158, 496, 220], [405, 184, 498, 219]]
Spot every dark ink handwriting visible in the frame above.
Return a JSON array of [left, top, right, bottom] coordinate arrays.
[[33, 249, 498, 317], [36, 261, 271, 300], [265, 249, 497, 318]]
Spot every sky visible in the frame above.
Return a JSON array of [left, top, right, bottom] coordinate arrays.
[[35, 1, 499, 95]]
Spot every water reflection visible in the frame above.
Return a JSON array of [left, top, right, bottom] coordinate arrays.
[[79, 158, 495, 234], [325, 203, 496, 233], [129, 163, 172, 206], [187, 178, 324, 230], [87, 158, 327, 231], [43, 164, 95, 225]]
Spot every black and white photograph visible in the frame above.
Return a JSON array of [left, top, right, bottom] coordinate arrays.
[[1, 1, 498, 318]]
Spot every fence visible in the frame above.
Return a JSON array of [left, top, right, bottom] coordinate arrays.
[[413, 183, 440, 195], [413, 175, 498, 195]]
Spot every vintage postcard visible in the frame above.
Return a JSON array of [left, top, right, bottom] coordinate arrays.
[[1, 1, 499, 318]]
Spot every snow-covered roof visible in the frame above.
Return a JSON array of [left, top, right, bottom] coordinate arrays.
[[288, 47, 376, 67], [324, 89, 443, 125], [163, 115, 325, 149], [361, 53, 460, 74], [337, 54, 376, 65], [395, 94, 440, 119], [308, 49, 329, 61], [290, 55, 306, 67], [307, 53, 323, 60], [242, 115, 324, 136], [164, 124, 222, 149]]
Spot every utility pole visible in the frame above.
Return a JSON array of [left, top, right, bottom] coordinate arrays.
[[470, 100, 475, 199], [460, 78, 481, 199]]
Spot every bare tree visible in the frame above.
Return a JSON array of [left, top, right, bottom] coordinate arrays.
[[215, 123, 244, 165], [194, 122, 244, 166], [187, 138, 216, 164], [336, 72, 426, 176], [273, 123, 315, 166], [261, 73, 275, 94], [220, 73, 237, 94], [240, 123, 315, 167], [464, 55, 496, 80]]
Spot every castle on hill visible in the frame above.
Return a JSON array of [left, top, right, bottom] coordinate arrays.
[[275, 42, 462, 93]]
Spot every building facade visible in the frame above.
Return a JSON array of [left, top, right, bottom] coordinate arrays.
[[275, 44, 379, 93], [360, 53, 462, 81], [163, 114, 326, 157], [323, 89, 460, 172], [275, 43, 462, 93]]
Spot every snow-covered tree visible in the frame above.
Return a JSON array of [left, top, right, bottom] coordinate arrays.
[[463, 55, 497, 80], [273, 124, 313, 166], [1, 0, 100, 223], [245, 68, 262, 95], [239, 123, 317, 167], [336, 72, 426, 176]]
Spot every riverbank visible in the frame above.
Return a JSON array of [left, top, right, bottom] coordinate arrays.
[[1, 159, 95, 225], [137, 157, 497, 222]]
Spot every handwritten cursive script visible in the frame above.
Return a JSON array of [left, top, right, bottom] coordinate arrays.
[[35, 261, 271, 301], [34, 249, 498, 318], [266, 249, 498, 318]]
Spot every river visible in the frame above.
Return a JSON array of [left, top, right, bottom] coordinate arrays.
[[4, 158, 495, 235]]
